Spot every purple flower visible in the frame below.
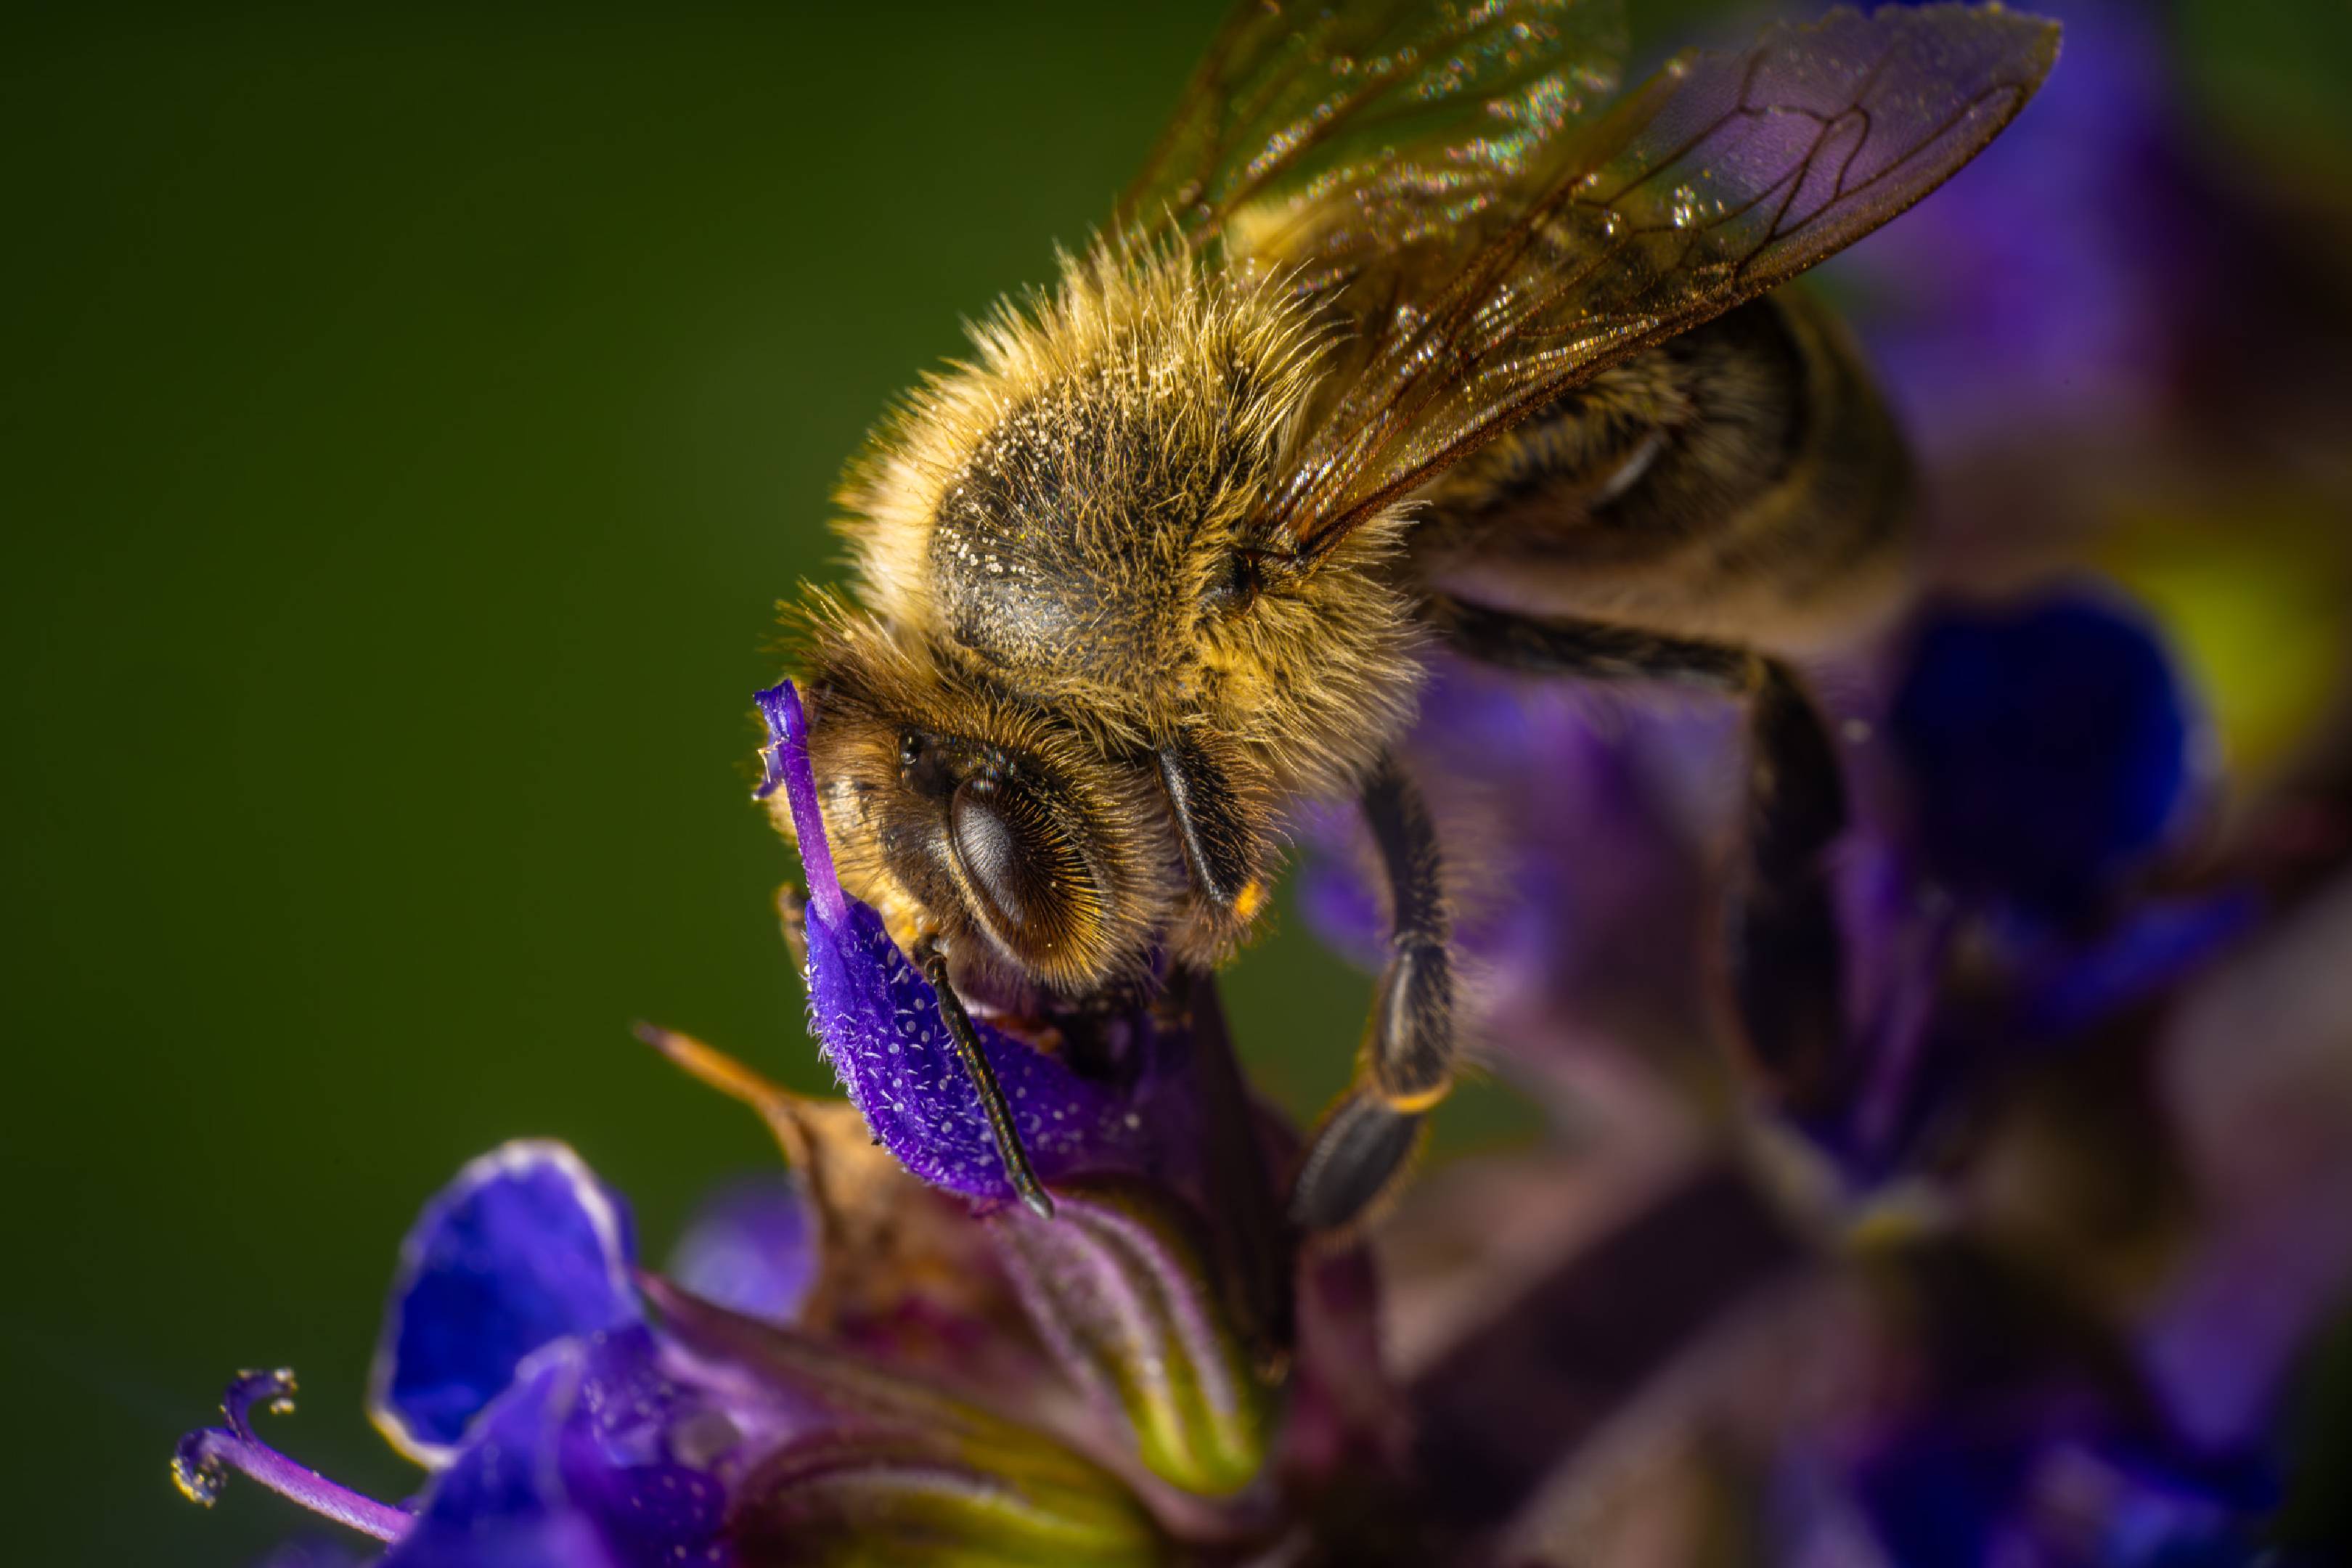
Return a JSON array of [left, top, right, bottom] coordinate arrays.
[[176, 1137, 1193, 1566], [176, 708, 1347, 1563], [175, 605, 2343, 1567]]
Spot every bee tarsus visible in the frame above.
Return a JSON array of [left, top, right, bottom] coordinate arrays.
[[1290, 756, 1453, 1231], [1290, 1090, 1427, 1236]]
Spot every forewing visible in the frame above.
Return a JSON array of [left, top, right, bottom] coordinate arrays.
[[1118, 0, 1629, 280], [1267, 3, 2062, 558]]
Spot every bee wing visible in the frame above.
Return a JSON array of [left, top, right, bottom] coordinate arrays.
[[1118, 0, 1632, 267], [1240, 4, 2061, 560]]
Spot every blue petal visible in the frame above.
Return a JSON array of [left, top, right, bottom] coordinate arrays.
[[2015, 892, 2258, 1042], [555, 1328, 732, 1565], [370, 1141, 641, 1463], [381, 1328, 732, 1568], [378, 1349, 626, 1568], [664, 1176, 818, 1328], [1854, 1431, 2021, 1568], [1890, 592, 2194, 915], [759, 681, 1196, 1204]]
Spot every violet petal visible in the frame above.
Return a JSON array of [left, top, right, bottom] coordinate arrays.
[[664, 1175, 820, 1329]]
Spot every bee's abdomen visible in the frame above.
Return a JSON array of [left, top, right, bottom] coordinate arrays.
[[1408, 290, 1911, 651]]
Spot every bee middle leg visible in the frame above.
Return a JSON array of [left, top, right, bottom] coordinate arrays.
[[1290, 756, 1453, 1233], [1426, 595, 1852, 1114]]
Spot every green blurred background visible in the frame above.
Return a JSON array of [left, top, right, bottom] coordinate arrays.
[[4, 3, 2345, 1563]]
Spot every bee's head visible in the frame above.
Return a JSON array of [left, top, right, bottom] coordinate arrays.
[[783, 603, 1177, 1000]]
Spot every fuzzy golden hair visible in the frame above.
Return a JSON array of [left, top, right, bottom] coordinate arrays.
[[779, 242, 1432, 991], [830, 241, 1425, 801]]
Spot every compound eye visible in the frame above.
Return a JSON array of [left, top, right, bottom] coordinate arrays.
[[947, 775, 1092, 955]]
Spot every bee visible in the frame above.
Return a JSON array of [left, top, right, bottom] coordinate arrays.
[[776, 1, 2059, 1227]]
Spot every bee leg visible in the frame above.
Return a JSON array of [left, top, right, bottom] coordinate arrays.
[[1729, 659, 1852, 1114], [1290, 756, 1450, 1233], [1426, 596, 1852, 1112], [911, 934, 1055, 1220]]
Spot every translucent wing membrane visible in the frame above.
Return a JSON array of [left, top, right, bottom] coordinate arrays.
[[1244, 3, 2061, 559], [1119, 0, 1629, 269]]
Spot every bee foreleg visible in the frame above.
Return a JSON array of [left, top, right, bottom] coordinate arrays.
[[1427, 595, 1853, 1113], [1290, 756, 1451, 1233], [912, 934, 1056, 1220]]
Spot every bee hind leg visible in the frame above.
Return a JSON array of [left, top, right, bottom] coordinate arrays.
[[1290, 756, 1452, 1233], [1427, 595, 1853, 1116]]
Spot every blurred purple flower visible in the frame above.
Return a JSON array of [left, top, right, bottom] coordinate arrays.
[[1294, 567, 2336, 1561], [1833, 1, 2211, 460], [665, 1177, 820, 1330], [1307, 584, 2230, 1171]]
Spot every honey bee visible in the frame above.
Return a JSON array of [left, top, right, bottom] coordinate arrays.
[[775, 1, 2059, 1227]]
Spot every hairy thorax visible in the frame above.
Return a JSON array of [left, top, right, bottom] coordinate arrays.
[[843, 249, 1421, 804]]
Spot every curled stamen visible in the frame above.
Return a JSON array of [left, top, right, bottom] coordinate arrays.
[[172, 1368, 411, 1545]]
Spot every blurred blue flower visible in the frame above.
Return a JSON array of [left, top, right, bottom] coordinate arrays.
[[1890, 592, 2195, 918]]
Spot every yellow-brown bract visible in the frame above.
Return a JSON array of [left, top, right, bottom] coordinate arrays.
[[772, 0, 2062, 1229]]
